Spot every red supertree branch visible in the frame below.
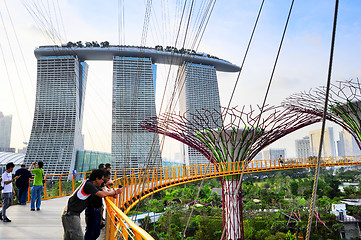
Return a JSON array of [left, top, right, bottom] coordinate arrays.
[[141, 105, 321, 162], [141, 105, 321, 240], [283, 78, 361, 150]]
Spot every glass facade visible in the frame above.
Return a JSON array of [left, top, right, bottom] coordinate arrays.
[[179, 62, 222, 165], [112, 57, 162, 172], [25, 56, 87, 175], [75, 150, 111, 173], [26, 46, 236, 176]]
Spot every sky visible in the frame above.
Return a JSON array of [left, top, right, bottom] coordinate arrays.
[[0, 0, 361, 159]]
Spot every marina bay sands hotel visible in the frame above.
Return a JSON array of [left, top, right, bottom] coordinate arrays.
[[24, 43, 239, 175]]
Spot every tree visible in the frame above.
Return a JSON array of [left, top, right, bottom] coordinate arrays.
[[343, 185, 359, 198], [255, 229, 271, 240], [265, 232, 287, 240], [194, 217, 222, 240], [139, 216, 152, 232], [290, 180, 298, 196]]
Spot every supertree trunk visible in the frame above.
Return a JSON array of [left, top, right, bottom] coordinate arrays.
[[195, 127, 255, 240], [141, 106, 321, 240], [222, 177, 243, 240]]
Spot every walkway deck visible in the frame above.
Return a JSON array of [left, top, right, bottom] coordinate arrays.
[[0, 196, 86, 239]]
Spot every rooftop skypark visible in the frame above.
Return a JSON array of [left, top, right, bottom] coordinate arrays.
[[36, 41, 240, 72]]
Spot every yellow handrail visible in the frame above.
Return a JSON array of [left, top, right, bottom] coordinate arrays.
[[104, 197, 154, 240], [2, 155, 360, 239], [111, 156, 361, 214]]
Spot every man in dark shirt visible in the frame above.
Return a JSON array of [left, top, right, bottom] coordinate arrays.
[[84, 170, 113, 240], [15, 163, 32, 205], [61, 169, 122, 240], [104, 163, 111, 171]]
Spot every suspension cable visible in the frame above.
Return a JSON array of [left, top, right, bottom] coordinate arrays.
[[220, 0, 295, 239], [182, 164, 210, 239], [131, 0, 192, 220], [305, 1, 339, 239], [224, 0, 264, 116]]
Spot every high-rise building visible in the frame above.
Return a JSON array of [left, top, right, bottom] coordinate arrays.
[[309, 127, 336, 157], [252, 152, 263, 160], [337, 129, 361, 156], [112, 57, 161, 170], [25, 56, 87, 175], [0, 112, 12, 149], [179, 63, 222, 165], [30, 45, 239, 174], [262, 148, 286, 160], [295, 136, 310, 159]]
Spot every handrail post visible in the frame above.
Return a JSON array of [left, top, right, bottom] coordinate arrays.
[[146, 169, 150, 192], [44, 175, 48, 199], [72, 174, 75, 193], [114, 170, 118, 181], [59, 174, 62, 197], [165, 167, 168, 184], [151, 169, 155, 189], [173, 166, 176, 182], [159, 167, 162, 185], [126, 178, 129, 205], [28, 178, 31, 202]]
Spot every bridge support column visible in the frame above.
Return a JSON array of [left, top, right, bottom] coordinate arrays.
[[222, 178, 242, 240]]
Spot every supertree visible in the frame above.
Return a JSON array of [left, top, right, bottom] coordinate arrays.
[[141, 105, 321, 240], [282, 79, 361, 150]]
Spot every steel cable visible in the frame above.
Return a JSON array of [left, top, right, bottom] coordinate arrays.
[[305, 0, 339, 239], [220, 0, 294, 239]]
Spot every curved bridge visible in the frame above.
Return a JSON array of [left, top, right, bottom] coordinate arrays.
[[2, 156, 360, 239], [106, 156, 361, 239]]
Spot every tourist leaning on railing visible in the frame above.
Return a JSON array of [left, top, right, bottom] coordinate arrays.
[[62, 169, 122, 240]]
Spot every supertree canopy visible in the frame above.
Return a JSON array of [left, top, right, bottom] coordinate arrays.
[[282, 79, 361, 150], [141, 105, 321, 240]]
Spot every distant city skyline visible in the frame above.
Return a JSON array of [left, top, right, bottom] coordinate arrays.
[[262, 126, 361, 160], [309, 127, 337, 157], [0, 112, 12, 149], [262, 148, 286, 161], [337, 129, 361, 157], [295, 136, 310, 159], [1, 1, 361, 162]]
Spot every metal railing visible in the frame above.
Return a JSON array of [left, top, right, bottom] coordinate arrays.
[[1, 169, 155, 240], [2, 155, 361, 240], [103, 155, 361, 239], [0, 171, 90, 205], [337, 216, 361, 223], [104, 197, 154, 240], [110, 156, 361, 214]]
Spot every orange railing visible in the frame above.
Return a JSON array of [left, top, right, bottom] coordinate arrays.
[[110, 156, 361, 214], [0, 171, 90, 208], [103, 156, 361, 239], [1, 155, 360, 240], [104, 197, 154, 240], [26, 171, 90, 202]]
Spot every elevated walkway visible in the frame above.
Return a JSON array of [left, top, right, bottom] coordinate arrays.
[[0, 196, 82, 239], [1, 156, 361, 239]]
